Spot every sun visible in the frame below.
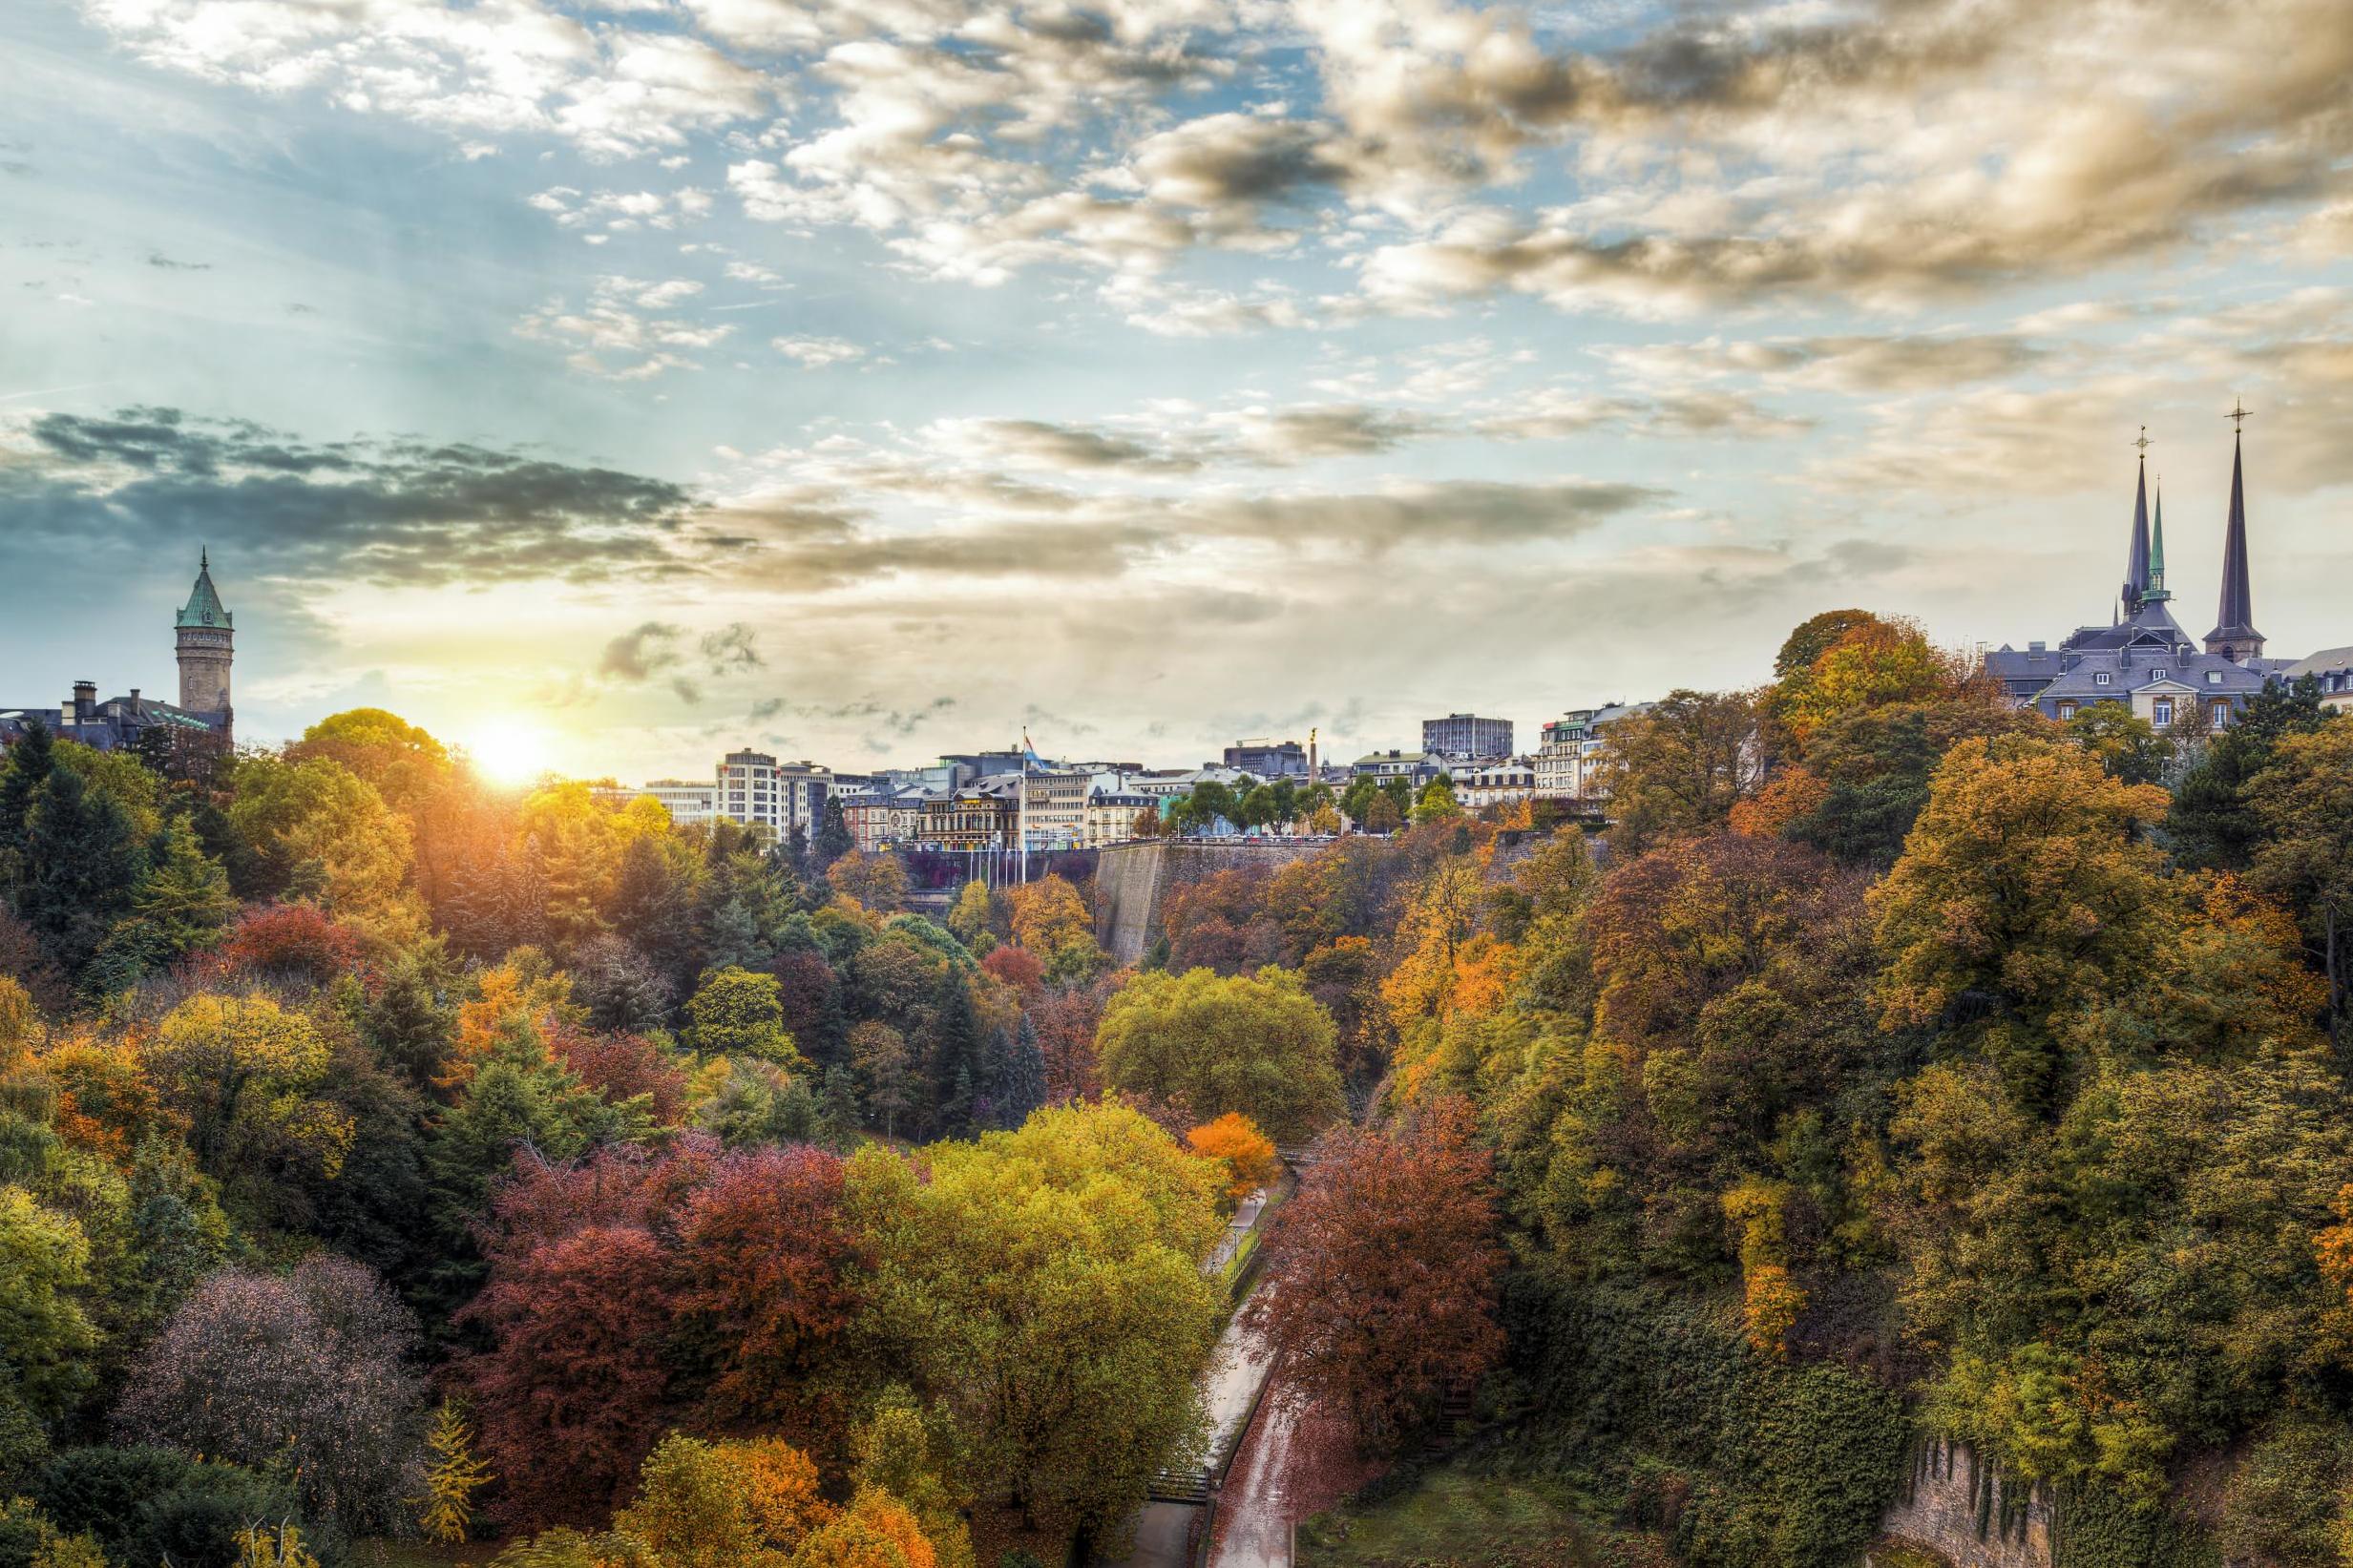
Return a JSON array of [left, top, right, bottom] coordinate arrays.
[[468, 719, 550, 786]]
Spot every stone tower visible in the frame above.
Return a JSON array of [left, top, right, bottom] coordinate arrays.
[[176, 550, 233, 733]]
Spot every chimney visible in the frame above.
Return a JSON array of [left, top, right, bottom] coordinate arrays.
[[73, 680, 95, 721], [129, 688, 140, 704]]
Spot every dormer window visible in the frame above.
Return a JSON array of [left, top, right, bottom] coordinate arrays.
[[2207, 671, 2223, 685], [2153, 669, 2169, 681], [2094, 672, 2111, 686]]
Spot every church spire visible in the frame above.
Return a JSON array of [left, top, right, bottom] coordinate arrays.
[[2122, 429, 2153, 613], [2143, 477, 2170, 602], [2204, 405, 2262, 663]]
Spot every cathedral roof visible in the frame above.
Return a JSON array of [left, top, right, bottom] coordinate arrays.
[[177, 551, 232, 630]]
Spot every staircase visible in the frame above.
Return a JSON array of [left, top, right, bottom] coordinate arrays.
[[1148, 1466, 1214, 1505]]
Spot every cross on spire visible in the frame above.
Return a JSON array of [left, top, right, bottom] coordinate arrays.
[[2132, 426, 2153, 454], [2228, 399, 2253, 434]]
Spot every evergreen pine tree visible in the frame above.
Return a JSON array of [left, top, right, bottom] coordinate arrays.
[[0, 720, 54, 865], [980, 1025, 1015, 1130], [929, 981, 981, 1136], [1007, 1014, 1047, 1123], [814, 799, 854, 870], [17, 763, 146, 979], [818, 1065, 861, 1148]]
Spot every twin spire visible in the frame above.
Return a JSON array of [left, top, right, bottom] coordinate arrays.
[[2116, 414, 2259, 661]]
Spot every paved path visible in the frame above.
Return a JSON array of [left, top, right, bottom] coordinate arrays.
[[1208, 1388, 1295, 1568]]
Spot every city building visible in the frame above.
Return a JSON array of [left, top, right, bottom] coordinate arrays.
[[1223, 739, 1308, 777], [1983, 424, 2292, 725], [1350, 750, 1450, 789], [715, 752, 832, 838], [1453, 757, 1539, 810], [920, 786, 1016, 849], [2, 554, 236, 760], [842, 788, 926, 850], [1534, 704, 1653, 800], [1422, 712, 1513, 761], [2285, 646, 2353, 711], [1083, 789, 1157, 847], [640, 780, 717, 826], [1018, 767, 1092, 849]]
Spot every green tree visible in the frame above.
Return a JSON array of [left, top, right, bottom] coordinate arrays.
[[1871, 734, 2174, 1110], [683, 967, 805, 1069], [2166, 675, 2332, 872], [845, 1102, 1221, 1535], [1412, 775, 1460, 824], [1095, 966, 1344, 1141], [1590, 689, 1763, 853], [94, 823, 235, 986], [16, 763, 146, 980], [0, 1183, 97, 1422], [2246, 721, 2353, 1040], [227, 754, 415, 921], [2065, 700, 2174, 784]]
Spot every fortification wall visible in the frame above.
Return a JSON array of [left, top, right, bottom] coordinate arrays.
[[1876, 1441, 2050, 1568], [1092, 840, 1327, 964]]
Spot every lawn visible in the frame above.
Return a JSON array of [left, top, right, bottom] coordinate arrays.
[[1294, 1469, 1668, 1568]]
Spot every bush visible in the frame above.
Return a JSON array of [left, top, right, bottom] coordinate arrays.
[[2051, 1478, 2218, 1568], [37, 1446, 314, 1568], [2216, 1419, 2352, 1568]]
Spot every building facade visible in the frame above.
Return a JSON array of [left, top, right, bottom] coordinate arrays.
[[1453, 757, 1538, 809], [2285, 647, 2353, 711], [920, 788, 1016, 849], [1223, 739, 1308, 777], [715, 752, 832, 838], [1984, 429, 2290, 725], [1422, 712, 1513, 760], [1534, 703, 1652, 800]]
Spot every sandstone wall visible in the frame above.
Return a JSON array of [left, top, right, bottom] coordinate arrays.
[[1092, 840, 1327, 964], [1877, 1441, 2051, 1568]]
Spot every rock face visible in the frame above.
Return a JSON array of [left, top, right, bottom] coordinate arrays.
[[1879, 1441, 2051, 1568], [1091, 841, 1328, 964]]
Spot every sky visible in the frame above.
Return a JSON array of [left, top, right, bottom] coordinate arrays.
[[3, 0, 2351, 782]]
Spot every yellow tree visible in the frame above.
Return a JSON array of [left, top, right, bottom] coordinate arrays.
[[142, 993, 355, 1182], [829, 850, 911, 914], [227, 754, 418, 930], [416, 1397, 494, 1544], [1871, 734, 2173, 1110]]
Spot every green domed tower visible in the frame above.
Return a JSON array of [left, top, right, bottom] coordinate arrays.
[[175, 550, 233, 738]]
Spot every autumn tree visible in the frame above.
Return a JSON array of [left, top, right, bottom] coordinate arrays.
[[674, 1144, 864, 1434], [1186, 1112, 1280, 1210], [416, 1398, 493, 1544], [1095, 967, 1344, 1142], [828, 849, 910, 913], [2246, 721, 2353, 1040], [142, 993, 355, 1195], [1590, 689, 1764, 853], [226, 753, 417, 927], [1256, 1098, 1505, 1451], [683, 966, 805, 1069], [845, 1102, 1221, 1534], [116, 1256, 430, 1534], [1871, 734, 2174, 1110]]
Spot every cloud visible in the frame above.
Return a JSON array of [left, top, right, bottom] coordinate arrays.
[[772, 335, 864, 367], [600, 620, 684, 680], [145, 251, 210, 270], [701, 622, 764, 670], [3, 406, 705, 588], [516, 275, 732, 379]]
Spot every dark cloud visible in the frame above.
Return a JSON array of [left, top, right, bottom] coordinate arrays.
[[146, 251, 211, 271], [7, 407, 704, 588], [599, 621, 684, 680], [700, 622, 763, 670], [1175, 478, 1663, 552]]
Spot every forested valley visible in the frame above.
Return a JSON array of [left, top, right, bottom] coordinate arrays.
[[8, 609, 2353, 1568]]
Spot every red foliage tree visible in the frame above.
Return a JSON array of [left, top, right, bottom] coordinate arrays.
[[1028, 983, 1106, 1105], [473, 1139, 716, 1270], [547, 1023, 693, 1125], [673, 1145, 866, 1438], [979, 945, 1044, 994], [457, 1223, 682, 1530], [197, 903, 368, 991], [1254, 1097, 1505, 1452]]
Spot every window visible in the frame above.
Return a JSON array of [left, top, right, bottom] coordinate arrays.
[[2094, 672, 2111, 686], [2153, 700, 2174, 726], [2153, 669, 2168, 681], [2213, 701, 2230, 725], [2207, 671, 2223, 684], [2056, 701, 2076, 719]]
